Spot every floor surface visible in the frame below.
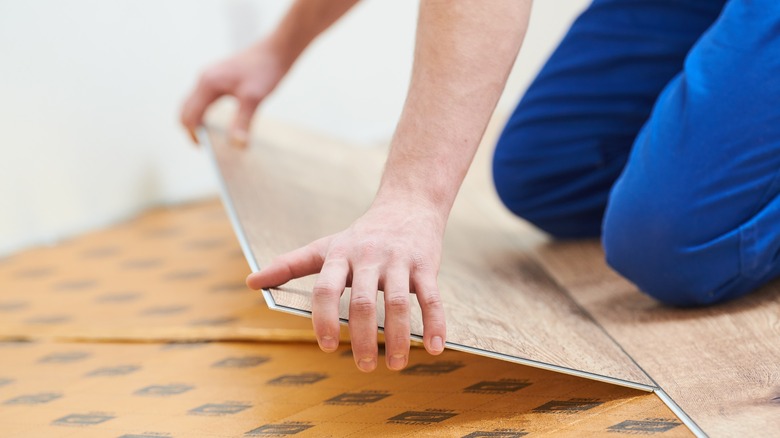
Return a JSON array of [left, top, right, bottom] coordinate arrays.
[[203, 114, 780, 437], [0, 201, 689, 437]]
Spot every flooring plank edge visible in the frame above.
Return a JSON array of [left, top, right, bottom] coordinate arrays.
[[655, 388, 707, 438], [200, 126, 263, 277], [200, 126, 657, 393]]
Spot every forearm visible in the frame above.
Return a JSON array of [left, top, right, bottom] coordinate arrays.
[[265, 0, 360, 68], [377, 0, 531, 222]]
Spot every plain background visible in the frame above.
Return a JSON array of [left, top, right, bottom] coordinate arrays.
[[0, 0, 589, 256]]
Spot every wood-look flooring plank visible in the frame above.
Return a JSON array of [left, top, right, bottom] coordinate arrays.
[[202, 119, 654, 389], [534, 240, 780, 436]]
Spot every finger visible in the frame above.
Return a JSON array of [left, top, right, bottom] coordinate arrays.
[[230, 91, 262, 148], [413, 273, 446, 355], [185, 127, 199, 144], [349, 265, 379, 372], [383, 265, 411, 371], [311, 257, 349, 353], [180, 74, 224, 141], [246, 237, 330, 290]]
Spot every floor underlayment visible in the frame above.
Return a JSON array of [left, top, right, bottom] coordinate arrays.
[[201, 114, 780, 437], [0, 201, 690, 437], [0, 201, 348, 344]]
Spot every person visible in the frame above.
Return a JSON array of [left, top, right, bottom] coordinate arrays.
[[182, 0, 780, 373]]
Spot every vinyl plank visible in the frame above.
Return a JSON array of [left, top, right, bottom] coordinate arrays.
[[534, 240, 780, 436], [202, 120, 655, 389]]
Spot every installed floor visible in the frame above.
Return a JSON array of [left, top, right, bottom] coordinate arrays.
[[0, 200, 688, 437], [203, 116, 780, 437], [534, 241, 780, 436]]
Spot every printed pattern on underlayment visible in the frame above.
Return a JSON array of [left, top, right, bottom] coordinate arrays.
[[0, 340, 690, 438], [0, 201, 347, 342], [0, 195, 688, 436]]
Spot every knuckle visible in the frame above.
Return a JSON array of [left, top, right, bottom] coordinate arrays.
[[383, 245, 402, 261], [350, 295, 375, 315], [421, 291, 443, 309], [313, 281, 339, 297], [326, 246, 348, 261], [411, 252, 430, 272], [351, 341, 377, 357], [386, 295, 410, 313], [237, 87, 264, 104], [313, 321, 337, 338], [358, 239, 379, 259], [386, 333, 410, 350]]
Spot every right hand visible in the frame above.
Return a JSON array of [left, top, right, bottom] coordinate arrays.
[[180, 41, 291, 146], [246, 194, 448, 372]]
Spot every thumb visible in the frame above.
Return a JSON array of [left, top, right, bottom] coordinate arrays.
[[246, 237, 331, 290]]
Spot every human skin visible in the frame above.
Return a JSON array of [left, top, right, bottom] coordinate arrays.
[[181, 0, 359, 145], [182, 0, 531, 372]]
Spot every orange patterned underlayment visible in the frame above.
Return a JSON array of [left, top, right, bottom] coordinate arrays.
[[0, 201, 690, 437], [0, 200, 338, 343]]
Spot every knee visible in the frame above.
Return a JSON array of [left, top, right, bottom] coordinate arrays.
[[492, 131, 608, 239], [492, 145, 562, 237], [602, 189, 739, 307]]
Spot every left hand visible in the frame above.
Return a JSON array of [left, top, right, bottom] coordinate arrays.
[[180, 40, 291, 146]]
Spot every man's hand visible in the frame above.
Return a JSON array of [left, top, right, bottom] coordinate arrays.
[[180, 41, 289, 146], [248, 0, 529, 373], [180, 0, 358, 145], [190, 0, 529, 374], [247, 196, 448, 372]]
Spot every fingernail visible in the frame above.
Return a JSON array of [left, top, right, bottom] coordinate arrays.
[[231, 129, 248, 147], [431, 336, 444, 353], [320, 335, 337, 351], [358, 358, 376, 372], [187, 128, 199, 144], [388, 354, 406, 370]]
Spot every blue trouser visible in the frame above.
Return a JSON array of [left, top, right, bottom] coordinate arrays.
[[493, 0, 780, 306]]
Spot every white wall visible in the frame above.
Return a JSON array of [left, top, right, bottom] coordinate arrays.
[[0, 0, 589, 257]]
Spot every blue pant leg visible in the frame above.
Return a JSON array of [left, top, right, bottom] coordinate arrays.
[[603, 0, 780, 306], [493, 0, 725, 238]]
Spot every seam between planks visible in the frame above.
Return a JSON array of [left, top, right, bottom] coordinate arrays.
[[201, 126, 657, 392], [531, 255, 710, 437], [541, 268, 658, 387], [264, 299, 657, 392], [203, 126, 706, 427], [655, 388, 708, 438]]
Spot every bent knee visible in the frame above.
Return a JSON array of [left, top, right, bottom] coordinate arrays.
[[492, 138, 615, 239], [602, 194, 744, 307], [493, 171, 601, 238]]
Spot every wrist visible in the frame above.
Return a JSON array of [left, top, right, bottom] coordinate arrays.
[[257, 33, 302, 73], [372, 185, 452, 230]]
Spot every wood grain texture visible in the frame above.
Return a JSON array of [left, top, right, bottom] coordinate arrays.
[[204, 118, 654, 388], [534, 240, 780, 436]]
